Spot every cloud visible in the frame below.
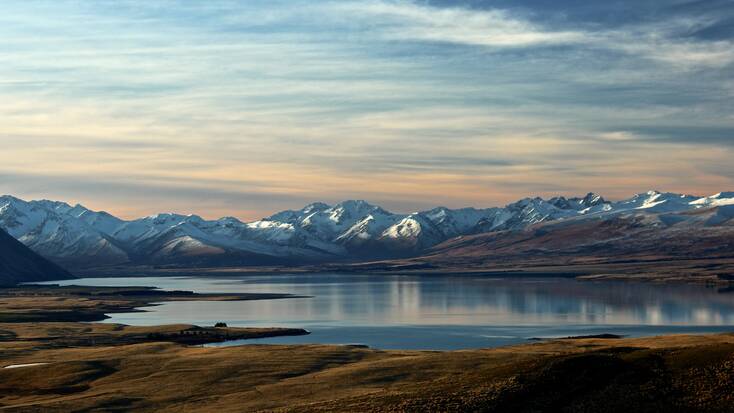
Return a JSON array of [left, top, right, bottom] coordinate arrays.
[[329, 1, 584, 47], [605, 27, 734, 68], [619, 126, 734, 145], [0, 169, 310, 220], [0, 0, 732, 217], [321, 1, 734, 68]]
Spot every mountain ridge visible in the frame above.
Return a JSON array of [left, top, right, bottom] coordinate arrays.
[[1, 190, 732, 268]]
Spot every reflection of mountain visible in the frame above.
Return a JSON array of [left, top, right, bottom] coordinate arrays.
[[73, 275, 734, 328], [0, 227, 72, 285], [1, 191, 733, 268], [393, 278, 734, 326]]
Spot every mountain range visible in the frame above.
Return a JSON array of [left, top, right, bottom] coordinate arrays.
[[1, 191, 733, 269]]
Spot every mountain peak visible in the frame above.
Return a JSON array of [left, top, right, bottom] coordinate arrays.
[[0, 195, 22, 203], [548, 196, 571, 209], [334, 199, 375, 209], [301, 202, 330, 213], [581, 192, 607, 206], [332, 200, 390, 216], [217, 216, 244, 224], [690, 192, 734, 208], [507, 197, 545, 210], [144, 212, 189, 222]]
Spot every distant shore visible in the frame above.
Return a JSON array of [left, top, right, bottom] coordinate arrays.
[[0, 284, 308, 347], [67, 256, 734, 285]]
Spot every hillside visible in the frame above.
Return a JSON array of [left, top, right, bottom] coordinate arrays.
[[0, 227, 72, 285], [421, 205, 734, 267], [3, 328, 734, 412]]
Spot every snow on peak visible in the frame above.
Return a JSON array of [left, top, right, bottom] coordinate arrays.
[[145, 212, 183, 220], [581, 192, 606, 207], [691, 192, 734, 208], [267, 202, 331, 223], [613, 191, 698, 213], [301, 202, 330, 214], [383, 216, 421, 239], [0, 196, 129, 265], [336, 213, 398, 245], [331, 200, 387, 216], [217, 216, 244, 225]]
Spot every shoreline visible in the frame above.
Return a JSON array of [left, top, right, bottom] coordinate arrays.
[[0, 284, 308, 323], [0, 284, 309, 347], [2, 283, 734, 410], [63, 256, 734, 285]]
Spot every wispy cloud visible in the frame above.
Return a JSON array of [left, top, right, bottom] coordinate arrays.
[[327, 1, 734, 68], [327, 1, 584, 47], [0, 0, 732, 219]]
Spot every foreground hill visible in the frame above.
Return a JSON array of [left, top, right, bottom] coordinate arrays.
[[1, 191, 733, 268], [2, 326, 734, 412], [0, 227, 71, 285]]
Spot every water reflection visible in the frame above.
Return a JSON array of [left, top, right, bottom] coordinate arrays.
[[44, 274, 734, 349]]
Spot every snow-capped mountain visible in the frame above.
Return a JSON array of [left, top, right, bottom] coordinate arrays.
[[0, 196, 129, 266], [690, 192, 734, 208], [1, 190, 732, 268], [609, 191, 699, 213], [423, 195, 734, 270]]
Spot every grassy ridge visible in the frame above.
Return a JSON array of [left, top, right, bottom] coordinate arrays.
[[2, 335, 734, 412]]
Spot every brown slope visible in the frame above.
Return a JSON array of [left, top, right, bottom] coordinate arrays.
[[412, 206, 734, 269], [0, 227, 73, 286], [3, 333, 734, 411]]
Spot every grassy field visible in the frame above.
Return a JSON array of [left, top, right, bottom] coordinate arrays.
[[2, 333, 734, 412]]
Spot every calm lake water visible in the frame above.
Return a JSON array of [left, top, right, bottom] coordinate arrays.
[[43, 274, 734, 350]]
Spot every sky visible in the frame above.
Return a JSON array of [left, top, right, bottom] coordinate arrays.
[[1, 0, 733, 220]]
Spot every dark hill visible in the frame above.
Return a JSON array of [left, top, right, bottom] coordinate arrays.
[[0, 227, 72, 285]]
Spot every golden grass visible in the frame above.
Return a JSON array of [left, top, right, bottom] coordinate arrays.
[[2, 333, 734, 412]]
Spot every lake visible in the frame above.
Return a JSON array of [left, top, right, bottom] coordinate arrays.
[[42, 274, 734, 350]]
